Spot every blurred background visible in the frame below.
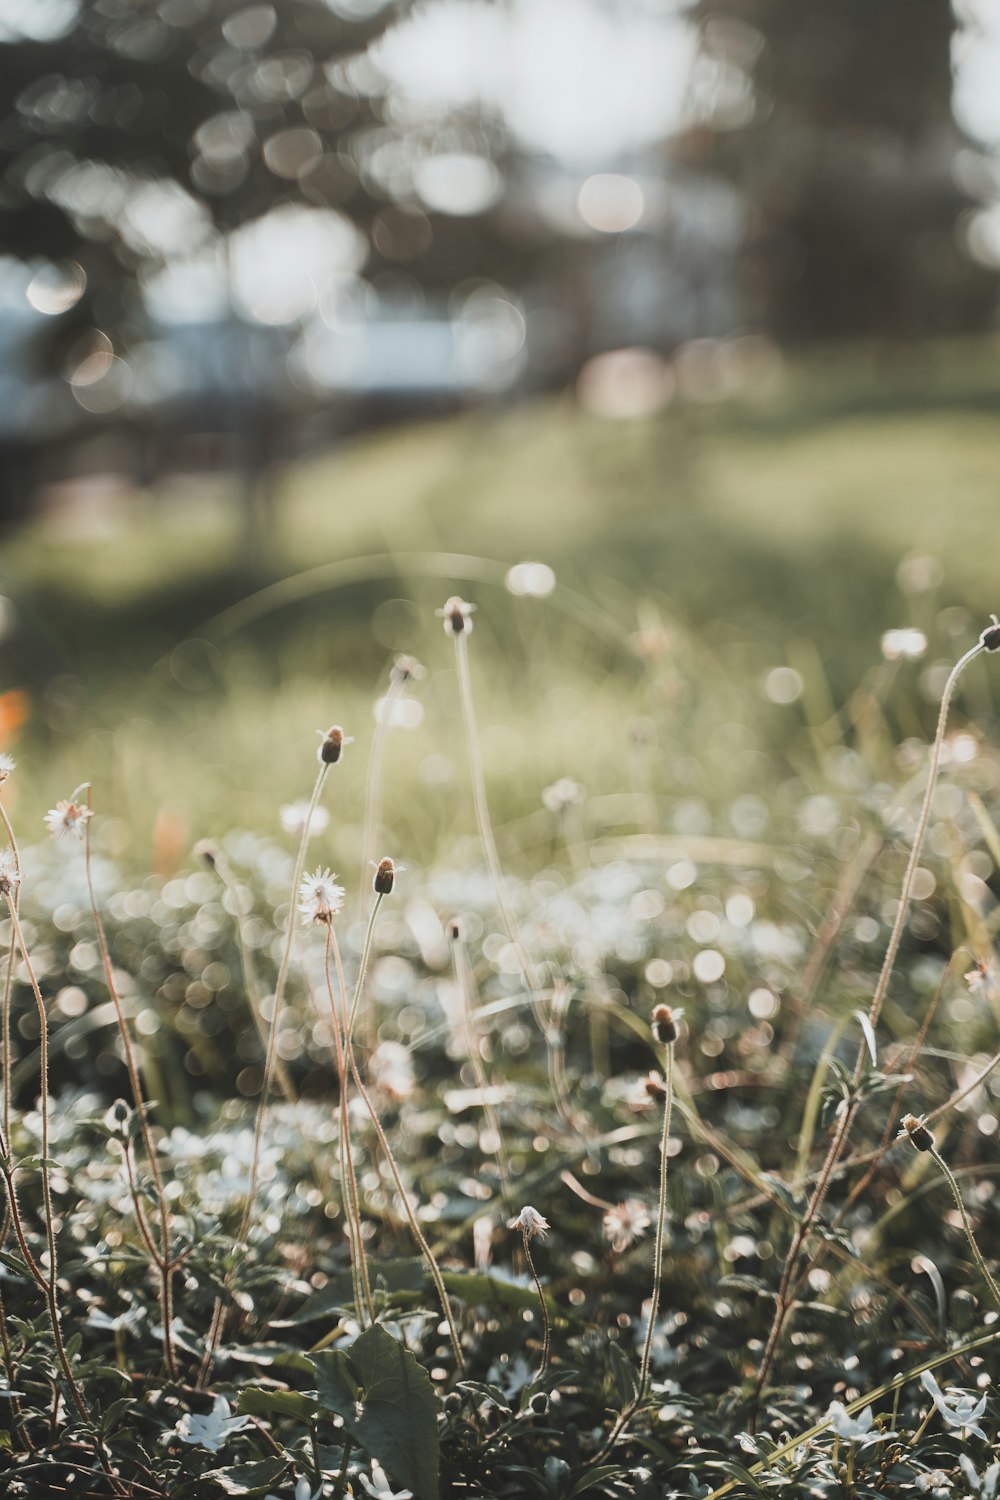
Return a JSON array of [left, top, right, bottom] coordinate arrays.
[[2, 0, 1000, 865]]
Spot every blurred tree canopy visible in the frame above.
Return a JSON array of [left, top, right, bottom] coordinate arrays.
[[0, 0, 414, 361], [688, 0, 996, 340]]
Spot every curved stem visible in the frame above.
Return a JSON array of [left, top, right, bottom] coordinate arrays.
[[326, 927, 375, 1324], [522, 1229, 550, 1381], [4, 899, 90, 1424], [752, 636, 986, 1411], [930, 1146, 1000, 1312], [638, 1043, 674, 1397], [82, 799, 175, 1379], [238, 763, 327, 1248], [346, 893, 383, 1043]]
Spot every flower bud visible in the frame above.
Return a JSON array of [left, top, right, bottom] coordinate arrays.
[[644, 1074, 668, 1103], [317, 725, 351, 765], [651, 1004, 681, 1045], [981, 619, 1000, 652], [373, 857, 395, 895], [530, 1393, 549, 1415], [901, 1113, 934, 1152], [438, 596, 474, 635]]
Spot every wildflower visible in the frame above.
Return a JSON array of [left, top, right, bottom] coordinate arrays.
[[603, 1199, 652, 1253], [357, 1460, 413, 1500], [965, 959, 999, 1003], [0, 848, 19, 897], [44, 797, 92, 841], [960, 1454, 1000, 1498], [900, 1113, 935, 1152], [391, 654, 425, 685], [508, 1205, 549, 1240], [920, 1368, 989, 1441], [280, 802, 330, 837], [651, 1005, 683, 1046], [298, 868, 345, 925], [981, 615, 1000, 652], [880, 627, 928, 662], [316, 725, 352, 765], [437, 595, 475, 635], [174, 1394, 251, 1453], [195, 840, 217, 868], [372, 856, 396, 895], [826, 1401, 894, 1444], [0, 753, 14, 783], [541, 778, 585, 814], [644, 1072, 668, 1103]]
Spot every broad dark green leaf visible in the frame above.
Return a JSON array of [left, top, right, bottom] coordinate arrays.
[[237, 1386, 319, 1424], [310, 1325, 439, 1500], [203, 1457, 290, 1495]]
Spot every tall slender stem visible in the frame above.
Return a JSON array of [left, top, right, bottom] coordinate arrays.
[[639, 1043, 674, 1397], [82, 798, 176, 1379], [335, 910, 465, 1370], [326, 927, 375, 1324], [451, 930, 513, 1210], [930, 1147, 1000, 1312], [238, 763, 327, 1248], [522, 1229, 551, 1381], [752, 634, 988, 1411], [4, 898, 90, 1425]]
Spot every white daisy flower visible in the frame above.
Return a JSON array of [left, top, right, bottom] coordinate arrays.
[[0, 753, 15, 783], [603, 1199, 652, 1254], [298, 868, 345, 925]]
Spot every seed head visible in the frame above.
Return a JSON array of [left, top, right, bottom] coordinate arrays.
[[603, 1199, 652, 1254], [316, 725, 352, 765], [0, 848, 19, 897], [900, 1113, 935, 1152], [44, 797, 93, 842], [299, 868, 346, 925], [651, 1004, 682, 1045], [391, 654, 425, 685], [508, 1205, 549, 1240], [447, 916, 463, 943], [981, 615, 1000, 652], [438, 595, 475, 636], [373, 857, 395, 895]]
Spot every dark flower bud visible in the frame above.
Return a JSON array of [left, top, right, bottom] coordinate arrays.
[[981, 618, 1000, 652], [651, 1004, 681, 1045], [317, 725, 349, 764], [447, 917, 463, 943], [373, 857, 395, 895], [443, 1391, 462, 1415], [530, 1393, 549, 1415], [644, 1074, 668, 1103], [901, 1113, 934, 1152], [195, 840, 217, 868]]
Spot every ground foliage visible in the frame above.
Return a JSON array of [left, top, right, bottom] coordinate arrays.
[[1, 598, 1000, 1497]]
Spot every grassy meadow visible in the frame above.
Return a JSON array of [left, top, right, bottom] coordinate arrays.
[[0, 344, 999, 1494]]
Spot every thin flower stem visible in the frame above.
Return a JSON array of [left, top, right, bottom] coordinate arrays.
[[451, 931, 514, 1210], [346, 893, 383, 1042], [639, 1042, 674, 1397], [0, 799, 20, 1152], [211, 851, 296, 1104], [522, 1228, 550, 1381], [81, 797, 176, 1379], [326, 926, 375, 1324], [587, 1042, 676, 1466], [238, 763, 327, 1248], [752, 635, 987, 1412], [929, 1146, 1000, 1312], [3, 898, 90, 1425], [202, 763, 329, 1387], [334, 913, 465, 1371]]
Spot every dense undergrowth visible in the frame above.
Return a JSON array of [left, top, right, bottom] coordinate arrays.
[[1, 581, 1000, 1498]]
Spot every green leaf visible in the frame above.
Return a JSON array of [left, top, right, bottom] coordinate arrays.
[[237, 1386, 319, 1424], [567, 1468, 623, 1498], [759, 1175, 806, 1216], [440, 1269, 540, 1313], [607, 1340, 640, 1405], [309, 1325, 439, 1500], [202, 1458, 289, 1495]]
